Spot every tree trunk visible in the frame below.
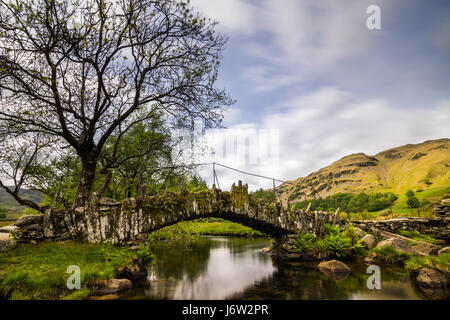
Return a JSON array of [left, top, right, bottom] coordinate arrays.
[[96, 169, 112, 199], [73, 156, 97, 208]]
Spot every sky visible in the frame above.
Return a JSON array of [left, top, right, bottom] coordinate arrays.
[[182, 0, 450, 191]]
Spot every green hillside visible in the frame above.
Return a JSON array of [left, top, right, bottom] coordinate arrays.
[[0, 188, 42, 219], [278, 138, 450, 205]]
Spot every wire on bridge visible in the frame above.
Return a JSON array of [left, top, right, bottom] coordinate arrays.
[[193, 162, 298, 189]]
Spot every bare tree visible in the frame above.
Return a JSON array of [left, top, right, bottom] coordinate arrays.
[[0, 133, 55, 212], [0, 0, 233, 208]]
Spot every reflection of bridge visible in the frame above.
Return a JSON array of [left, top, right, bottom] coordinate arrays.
[[12, 181, 338, 244]]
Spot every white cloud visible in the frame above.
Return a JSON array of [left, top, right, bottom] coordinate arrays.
[[197, 87, 450, 191], [240, 65, 302, 92], [191, 0, 388, 92], [189, 0, 256, 35]]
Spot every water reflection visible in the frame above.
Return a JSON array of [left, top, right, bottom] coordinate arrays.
[[119, 236, 434, 300], [141, 237, 275, 299]]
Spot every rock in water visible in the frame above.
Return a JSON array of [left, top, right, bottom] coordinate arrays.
[[115, 257, 148, 283], [318, 260, 351, 273], [92, 279, 133, 296], [361, 234, 376, 249], [416, 268, 448, 289], [376, 238, 417, 254]]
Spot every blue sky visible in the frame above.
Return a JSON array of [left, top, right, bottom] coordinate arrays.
[[187, 0, 450, 190]]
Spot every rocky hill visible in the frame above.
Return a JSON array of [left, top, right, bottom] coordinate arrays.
[[277, 139, 450, 203]]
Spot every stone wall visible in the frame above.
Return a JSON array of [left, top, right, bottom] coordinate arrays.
[[12, 181, 337, 244], [350, 201, 450, 242], [13, 187, 448, 245], [11, 209, 79, 243]]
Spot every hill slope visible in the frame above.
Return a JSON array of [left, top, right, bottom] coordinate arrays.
[[278, 138, 450, 203], [0, 189, 42, 218]]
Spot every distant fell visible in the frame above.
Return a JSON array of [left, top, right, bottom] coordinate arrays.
[[278, 138, 450, 202], [0, 188, 42, 214]]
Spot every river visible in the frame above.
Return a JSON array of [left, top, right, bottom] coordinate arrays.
[[118, 236, 430, 300]]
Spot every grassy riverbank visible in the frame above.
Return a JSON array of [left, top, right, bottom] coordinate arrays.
[[0, 241, 136, 300], [0, 219, 264, 299], [149, 218, 266, 241]]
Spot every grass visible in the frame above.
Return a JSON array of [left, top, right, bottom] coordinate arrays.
[[337, 186, 450, 221], [370, 245, 413, 266], [149, 218, 266, 241], [405, 253, 450, 275], [0, 220, 15, 227], [380, 187, 449, 218], [0, 241, 136, 300], [397, 229, 437, 244]]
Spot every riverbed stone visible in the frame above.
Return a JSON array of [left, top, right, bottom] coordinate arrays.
[[261, 247, 271, 253], [415, 268, 448, 289], [414, 241, 441, 256], [91, 279, 133, 296], [318, 260, 351, 273], [361, 234, 376, 249], [376, 237, 417, 254], [438, 247, 450, 256]]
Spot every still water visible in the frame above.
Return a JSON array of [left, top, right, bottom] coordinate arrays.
[[119, 236, 430, 300]]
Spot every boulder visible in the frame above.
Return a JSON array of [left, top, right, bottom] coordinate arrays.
[[416, 268, 448, 289], [361, 234, 376, 249], [318, 260, 351, 273], [15, 215, 43, 227], [115, 257, 148, 283], [414, 241, 441, 256], [438, 247, 450, 256], [91, 279, 133, 296], [363, 256, 375, 264], [376, 237, 417, 254], [353, 227, 365, 238], [261, 247, 271, 253]]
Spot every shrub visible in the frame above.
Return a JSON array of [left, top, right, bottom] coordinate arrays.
[[318, 224, 364, 258], [293, 232, 315, 253], [136, 243, 156, 263], [370, 245, 412, 266]]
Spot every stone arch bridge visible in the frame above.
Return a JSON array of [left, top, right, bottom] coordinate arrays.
[[12, 181, 338, 244]]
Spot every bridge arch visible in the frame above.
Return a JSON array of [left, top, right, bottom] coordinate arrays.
[[12, 182, 338, 244], [81, 182, 337, 244]]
